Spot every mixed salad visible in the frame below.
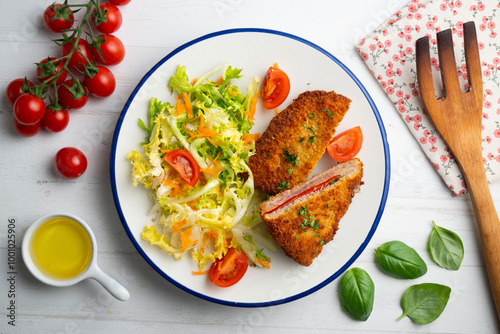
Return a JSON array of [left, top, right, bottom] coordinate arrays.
[[127, 63, 277, 284]]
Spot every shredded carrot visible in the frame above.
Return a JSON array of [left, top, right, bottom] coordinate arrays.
[[175, 96, 185, 116], [255, 258, 270, 269], [274, 62, 279, 68], [228, 88, 237, 96], [192, 269, 210, 275], [274, 108, 279, 116], [191, 77, 198, 85], [242, 133, 260, 145], [244, 92, 260, 124], [213, 77, 224, 86], [171, 220, 198, 253], [182, 92, 193, 119]]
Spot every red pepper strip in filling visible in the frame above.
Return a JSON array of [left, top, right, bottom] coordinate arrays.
[[264, 175, 341, 215]]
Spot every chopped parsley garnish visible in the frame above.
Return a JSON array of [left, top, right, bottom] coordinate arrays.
[[277, 181, 289, 189], [298, 137, 304, 143], [329, 177, 340, 184], [309, 113, 316, 118], [327, 112, 334, 117], [283, 149, 298, 166], [308, 136, 315, 143], [322, 109, 330, 112], [318, 240, 324, 246], [308, 126, 315, 134], [287, 168, 293, 175], [298, 205, 320, 230]]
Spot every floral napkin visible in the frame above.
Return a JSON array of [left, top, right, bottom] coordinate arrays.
[[357, 0, 500, 196]]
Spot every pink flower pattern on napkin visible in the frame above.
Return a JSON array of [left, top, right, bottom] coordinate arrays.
[[357, 0, 500, 196]]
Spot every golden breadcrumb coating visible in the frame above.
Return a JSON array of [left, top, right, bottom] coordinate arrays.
[[259, 158, 363, 266], [249, 90, 351, 195]]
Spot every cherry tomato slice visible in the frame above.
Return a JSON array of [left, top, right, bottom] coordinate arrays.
[[164, 149, 200, 187], [209, 248, 248, 288], [261, 66, 290, 109], [326, 126, 363, 162]]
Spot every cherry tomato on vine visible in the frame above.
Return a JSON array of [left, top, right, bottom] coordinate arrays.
[[13, 93, 46, 125], [326, 126, 363, 162], [54, 147, 87, 179], [108, 0, 131, 5], [6, 78, 33, 105], [84, 66, 116, 98], [164, 149, 200, 186], [61, 38, 92, 72], [58, 79, 89, 110], [42, 108, 69, 133], [14, 118, 42, 137], [36, 57, 67, 86], [209, 248, 248, 288], [92, 3, 122, 33], [261, 65, 290, 109], [92, 34, 125, 66], [43, 3, 74, 33]]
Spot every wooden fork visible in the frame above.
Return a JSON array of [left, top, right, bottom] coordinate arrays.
[[416, 22, 500, 319]]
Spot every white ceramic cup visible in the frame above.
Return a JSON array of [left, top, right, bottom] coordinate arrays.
[[22, 213, 130, 301]]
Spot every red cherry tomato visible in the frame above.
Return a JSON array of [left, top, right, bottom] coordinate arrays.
[[6, 78, 33, 105], [36, 57, 67, 86], [108, 0, 131, 5], [164, 149, 200, 187], [209, 248, 248, 288], [84, 66, 116, 98], [61, 38, 92, 72], [54, 147, 87, 179], [92, 34, 125, 66], [261, 65, 290, 109], [13, 93, 46, 125], [14, 118, 41, 137], [326, 126, 363, 162], [57, 79, 88, 110], [43, 3, 74, 33], [92, 3, 122, 33], [42, 108, 69, 133]]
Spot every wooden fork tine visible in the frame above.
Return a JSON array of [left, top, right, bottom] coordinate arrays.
[[436, 29, 461, 99], [463, 22, 483, 106], [415, 36, 437, 107]]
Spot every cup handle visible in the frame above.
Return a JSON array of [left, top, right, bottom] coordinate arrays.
[[89, 266, 130, 301]]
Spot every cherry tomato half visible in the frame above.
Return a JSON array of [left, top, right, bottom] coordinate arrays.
[[14, 118, 41, 137], [6, 78, 33, 105], [61, 38, 92, 72], [326, 126, 363, 162], [92, 34, 125, 66], [42, 108, 69, 133], [84, 66, 116, 98], [164, 149, 200, 187], [92, 3, 122, 33], [209, 248, 248, 288], [13, 93, 46, 125], [43, 3, 74, 33], [58, 79, 88, 110], [36, 57, 67, 86], [261, 65, 290, 109], [54, 147, 87, 179]]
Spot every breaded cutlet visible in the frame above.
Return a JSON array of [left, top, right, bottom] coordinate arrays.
[[248, 90, 351, 195], [259, 158, 363, 266]]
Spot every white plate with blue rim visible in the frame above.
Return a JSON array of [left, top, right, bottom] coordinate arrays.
[[110, 28, 390, 307]]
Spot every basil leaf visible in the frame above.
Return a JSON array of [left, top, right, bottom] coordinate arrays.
[[397, 283, 451, 324], [339, 267, 375, 321], [375, 241, 427, 279], [428, 221, 464, 270]]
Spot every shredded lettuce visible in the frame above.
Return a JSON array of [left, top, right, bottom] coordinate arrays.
[[128, 63, 273, 270]]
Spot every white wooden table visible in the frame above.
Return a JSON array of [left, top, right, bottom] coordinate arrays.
[[1, 1, 499, 333]]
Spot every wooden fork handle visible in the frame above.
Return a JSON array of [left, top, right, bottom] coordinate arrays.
[[463, 162, 500, 319]]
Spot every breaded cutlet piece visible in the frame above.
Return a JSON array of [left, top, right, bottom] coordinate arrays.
[[259, 158, 363, 266], [249, 90, 351, 195]]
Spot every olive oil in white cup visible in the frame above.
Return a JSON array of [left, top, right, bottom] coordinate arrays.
[[22, 213, 130, 301]]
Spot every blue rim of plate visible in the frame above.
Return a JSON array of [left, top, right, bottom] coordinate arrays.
[[110, 28, 391, 308]]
